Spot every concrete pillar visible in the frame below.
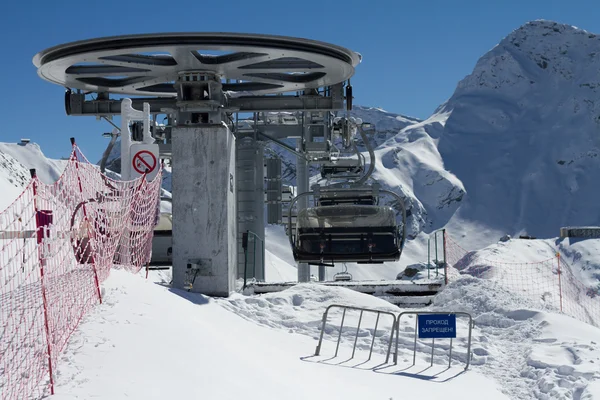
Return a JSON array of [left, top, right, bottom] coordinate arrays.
[[171, 125, 237, 296], [296, 138, 311, 283], [236, 137, 265, 281]]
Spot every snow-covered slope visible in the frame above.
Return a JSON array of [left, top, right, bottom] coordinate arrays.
[[48, 260, 600, 400], [0, 150, 30, 212], [0, 142, 68, 185], [437, 20, 600, 245], [0, 142, 68, 211], [51, 269, 511, 400]]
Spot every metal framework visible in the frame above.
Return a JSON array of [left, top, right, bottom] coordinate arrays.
[[314, 304, 398, 364], [33, 32, 362, 287]]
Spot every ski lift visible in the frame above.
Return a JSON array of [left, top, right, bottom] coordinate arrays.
[[287, 185, 407, 265], [333, 264, 353, 281], [288, 118, 406, 265]]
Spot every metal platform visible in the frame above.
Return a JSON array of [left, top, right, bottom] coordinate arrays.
[[244, 280, 444, 307]]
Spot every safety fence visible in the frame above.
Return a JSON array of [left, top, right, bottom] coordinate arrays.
[[0, 141, 161, 400], [444, 233, 600, 328], [313, 305, 474, 372]]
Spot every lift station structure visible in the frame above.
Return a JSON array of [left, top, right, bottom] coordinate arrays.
[[33, 33, 408, 297]]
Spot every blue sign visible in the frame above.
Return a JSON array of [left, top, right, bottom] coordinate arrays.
[[418, 314, 456, 339]]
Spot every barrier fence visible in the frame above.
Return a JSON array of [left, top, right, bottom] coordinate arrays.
[[0, 141, 161, 400], [444, 232, 600, 328]]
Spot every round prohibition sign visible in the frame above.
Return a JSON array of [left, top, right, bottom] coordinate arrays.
[[132, 150, 157, 174]]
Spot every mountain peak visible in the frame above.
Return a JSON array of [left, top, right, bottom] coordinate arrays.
[[454, 18, 600, 102], [438, 19, 600, 241]]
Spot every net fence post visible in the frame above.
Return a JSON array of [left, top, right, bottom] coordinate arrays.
[[30, 169, 55, 395], [70, 137, 103, 303], [556, 252, 563, 312]]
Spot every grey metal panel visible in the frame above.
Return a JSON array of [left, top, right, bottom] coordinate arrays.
[[235, 137, 265, 280]]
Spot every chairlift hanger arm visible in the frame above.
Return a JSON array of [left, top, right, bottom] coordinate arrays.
[[356, 124, 376, 185]]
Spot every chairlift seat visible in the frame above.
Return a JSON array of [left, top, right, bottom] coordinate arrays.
[[293, 205, 400, 264]]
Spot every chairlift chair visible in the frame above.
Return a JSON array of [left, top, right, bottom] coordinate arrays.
[[288, 186, 407, 265], [333, 264, 353, 281]]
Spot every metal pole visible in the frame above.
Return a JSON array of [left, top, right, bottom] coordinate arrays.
[[413, 316, 418, 366], [443, 229, 448, 285], [319, 264, 326, 281], [335, 308, 347, 357], [368, 312, 380, 361], [431, 338, 435, 366], [296, 136, 310, 283], [315, 308, 329, 356], [70, 138, 102, 303], [352, 310, 364, 358], [385, 321, 395, 364], [243, 238, 248, 289], [394, 316, 399, 364], [448, 337, 453, 368], [30, 170, 55, 395], [557, 252, 563, 312], [466, 317, 473, 370], [435, 232, 439, 278], [427, 238, 431, 279]]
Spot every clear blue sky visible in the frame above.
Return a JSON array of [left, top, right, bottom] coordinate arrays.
[[3, 0, 600, 162]]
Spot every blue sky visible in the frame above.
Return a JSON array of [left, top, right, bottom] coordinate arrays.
[[3, 0, 600, 162]]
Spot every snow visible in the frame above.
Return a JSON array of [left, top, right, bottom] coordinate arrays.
[[50, 269, 510, 400]]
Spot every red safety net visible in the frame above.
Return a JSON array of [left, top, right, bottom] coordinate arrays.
[[0, 144, 161, 400], [444, 232, 600, 327]]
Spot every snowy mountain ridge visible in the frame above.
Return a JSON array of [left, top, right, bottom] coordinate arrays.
[[437, 20, 600, 245]]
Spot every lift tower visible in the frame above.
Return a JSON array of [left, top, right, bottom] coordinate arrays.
[[33, 33, 361, 295]]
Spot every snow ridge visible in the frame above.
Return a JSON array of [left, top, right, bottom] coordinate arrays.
[[438, 20, 600, 244]]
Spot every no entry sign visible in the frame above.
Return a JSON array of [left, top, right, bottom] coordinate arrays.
[[132, 150, 157, 175], [418, 314, 457, 339]]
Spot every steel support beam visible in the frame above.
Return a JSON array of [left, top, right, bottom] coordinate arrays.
[[68, 93, 341, 116], [296, 138, 310, 283]]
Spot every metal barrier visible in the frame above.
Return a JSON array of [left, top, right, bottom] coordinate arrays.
[[315, 304, 398, 364], [395, 311, 473, 370]]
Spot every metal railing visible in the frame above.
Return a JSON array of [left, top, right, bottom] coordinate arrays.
[[314, 304, 398, 364], [313, 306, 474, 371], [395, 311, 473, 370], [427, 228, 447, 281]]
